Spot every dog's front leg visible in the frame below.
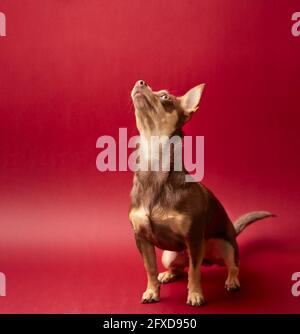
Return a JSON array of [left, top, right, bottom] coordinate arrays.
[[135, 235, 160, 303], [186, 239, 205, 306]]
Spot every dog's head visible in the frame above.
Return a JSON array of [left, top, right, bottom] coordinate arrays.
[[131, 80, 205, 137]]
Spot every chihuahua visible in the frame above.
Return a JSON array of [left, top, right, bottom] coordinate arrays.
[[129, 80, 273, 306]]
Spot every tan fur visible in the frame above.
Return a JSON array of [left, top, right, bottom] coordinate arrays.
[[151, 208, 192, 237], [186, 241, 205, 306], [129, 207, 149, 234]]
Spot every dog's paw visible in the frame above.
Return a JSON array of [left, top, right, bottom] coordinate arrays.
[[225, 277, 240, 292], [141, 289, 160, 304], [186, 291, 206, 307], [158, 271, 181, 283]]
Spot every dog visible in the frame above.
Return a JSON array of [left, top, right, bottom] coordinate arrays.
[[129, 80, 273, 306]]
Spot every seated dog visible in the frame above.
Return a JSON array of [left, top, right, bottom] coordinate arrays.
[[129, 80, 273, 306]]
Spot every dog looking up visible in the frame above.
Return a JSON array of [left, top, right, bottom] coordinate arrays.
[[129, 80, 273, 306]]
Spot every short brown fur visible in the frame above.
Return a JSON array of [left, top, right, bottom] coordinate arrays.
[[129, 80, 272, 306]]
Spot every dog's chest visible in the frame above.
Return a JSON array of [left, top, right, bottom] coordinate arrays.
[[129, 206, 191, 250]]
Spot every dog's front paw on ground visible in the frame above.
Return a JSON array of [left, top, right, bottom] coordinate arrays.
[[186, 292, 206, 307], [141, 289, 160, 304], [158, 271, 180, 283], [225, 277, 240, 292]]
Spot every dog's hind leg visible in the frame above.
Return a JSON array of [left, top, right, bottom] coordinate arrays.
[[204, 238, 240, 291], [223, 241, 240, 292], [158, 251, 188, 283]]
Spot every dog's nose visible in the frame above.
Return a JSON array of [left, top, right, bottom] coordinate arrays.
[[136, 80, 147, 87]]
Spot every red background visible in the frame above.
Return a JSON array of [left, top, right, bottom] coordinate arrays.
[[0, 0, 299, 313]]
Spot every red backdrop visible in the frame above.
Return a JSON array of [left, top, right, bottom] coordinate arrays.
[[0, 0, 299, 313]]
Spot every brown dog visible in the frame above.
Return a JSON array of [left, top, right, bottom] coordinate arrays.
[[129, 80, 273, 306]]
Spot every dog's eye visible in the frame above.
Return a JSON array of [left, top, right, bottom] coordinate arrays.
[[160, 94, 170, 101]]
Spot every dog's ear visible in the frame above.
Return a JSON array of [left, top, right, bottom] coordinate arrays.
[[180, 84, 205, 120]]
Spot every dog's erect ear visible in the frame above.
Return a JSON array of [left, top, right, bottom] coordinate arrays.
[[180, 84, 205, 119]]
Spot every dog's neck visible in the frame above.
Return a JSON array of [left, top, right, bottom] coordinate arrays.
[[131, 129, 187, 209]]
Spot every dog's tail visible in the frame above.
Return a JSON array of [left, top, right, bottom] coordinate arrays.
[[234, 211, 275, 236]]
